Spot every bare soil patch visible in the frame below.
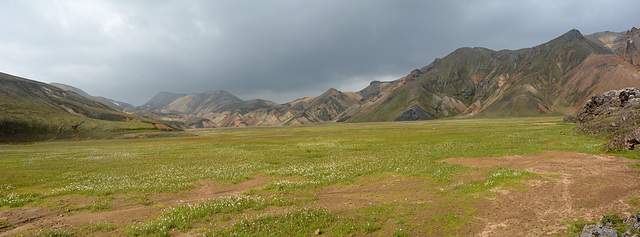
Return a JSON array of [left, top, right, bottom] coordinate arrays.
[[0, 175, 271, 237], [316, 173, 441, 209], [442, 150, 640, 236], [315, 173, 485, 236]]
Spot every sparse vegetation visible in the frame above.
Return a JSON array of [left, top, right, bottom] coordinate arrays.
[[1, 117, 638, 236], [0, 219, 13, 231], [128, 195, 291, 236], [567, 218, 596, 233]]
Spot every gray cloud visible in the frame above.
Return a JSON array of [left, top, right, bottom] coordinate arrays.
[[1, 0, 639, 105]]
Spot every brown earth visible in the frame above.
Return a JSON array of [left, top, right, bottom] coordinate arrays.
[[442, 150, 640, 236], [554, 53, 640, 115], [0, 175, 271, 236], [1, 152, 639, 236]]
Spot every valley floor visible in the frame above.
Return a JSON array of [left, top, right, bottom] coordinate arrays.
[[1, 117, 639, 236]]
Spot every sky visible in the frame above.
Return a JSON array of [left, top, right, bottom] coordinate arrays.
[[1, 1, 639, 105]]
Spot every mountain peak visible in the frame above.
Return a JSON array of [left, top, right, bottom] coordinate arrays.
[[561, 29, 584, 42], [139, 91, 188, 110], [327, 88, 340, 93]]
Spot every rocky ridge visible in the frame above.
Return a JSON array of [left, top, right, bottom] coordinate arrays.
[[586, 27, 640, 67]]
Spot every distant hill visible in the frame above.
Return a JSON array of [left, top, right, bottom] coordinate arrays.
[[135, 87, 366, 128], [137, 91, 188, 111], [585, 27, 640, 66], [0, 72, 171, 142]]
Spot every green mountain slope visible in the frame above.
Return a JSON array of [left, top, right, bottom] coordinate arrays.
[[0, 72, 169, 142]]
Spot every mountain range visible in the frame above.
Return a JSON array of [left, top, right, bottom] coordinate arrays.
[[3, 27, 640, 134], [127, 27, 640, 128]]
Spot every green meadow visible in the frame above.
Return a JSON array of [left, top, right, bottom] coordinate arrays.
[[1, 117, 637, 236]]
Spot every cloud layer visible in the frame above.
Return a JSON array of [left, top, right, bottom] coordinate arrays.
[[1, 0, 639, 105]]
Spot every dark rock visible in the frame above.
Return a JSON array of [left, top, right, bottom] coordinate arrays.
[[623, 228, 640, 237], [580, 223, 618, 237], [631, 214, 640, 223], [563, 115, 576, 123], [576, 213, 640, 237], [626, 214, 640, 232], [576, 88, 640, 123], [359, 81, 384, 99], [292, 101, 309, 110], [623, 128, 640, 150], [605, 125, 640, 151], [395, 106, 433, 121], [601, 215, 623, 226], [562, 29, 585, 43], [421, 58, 441, 72], [404, 69, 422, 83]]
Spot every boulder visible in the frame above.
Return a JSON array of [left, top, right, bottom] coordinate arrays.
[[580, 223, 618, 237]]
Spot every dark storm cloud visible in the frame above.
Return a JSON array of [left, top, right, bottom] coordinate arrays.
[[1, 1, 639, 105]]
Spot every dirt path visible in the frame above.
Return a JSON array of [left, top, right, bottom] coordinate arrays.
[[442, 150, 640, 236], [0, 175, 271, 237]]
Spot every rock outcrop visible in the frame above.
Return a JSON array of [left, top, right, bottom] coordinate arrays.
[[396, 106, 432, 121], [573, 88, 640, 150], [580, 223, 618, 237], [579, 214, 640, 237]]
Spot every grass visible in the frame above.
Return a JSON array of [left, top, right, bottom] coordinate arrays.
[[0, 219, 13, 231], [566, 218, 596, 233], [210, 206, 391, 236], [212, 207, 332, 236], [21, 222, 121, 236], [0, 116, 630, 236], [128, 195, 291, 236], [0, 117, 598, 200], [0, 95, 165, 143], [126, 193, 153, 206], [89, 199, 111, 212]]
